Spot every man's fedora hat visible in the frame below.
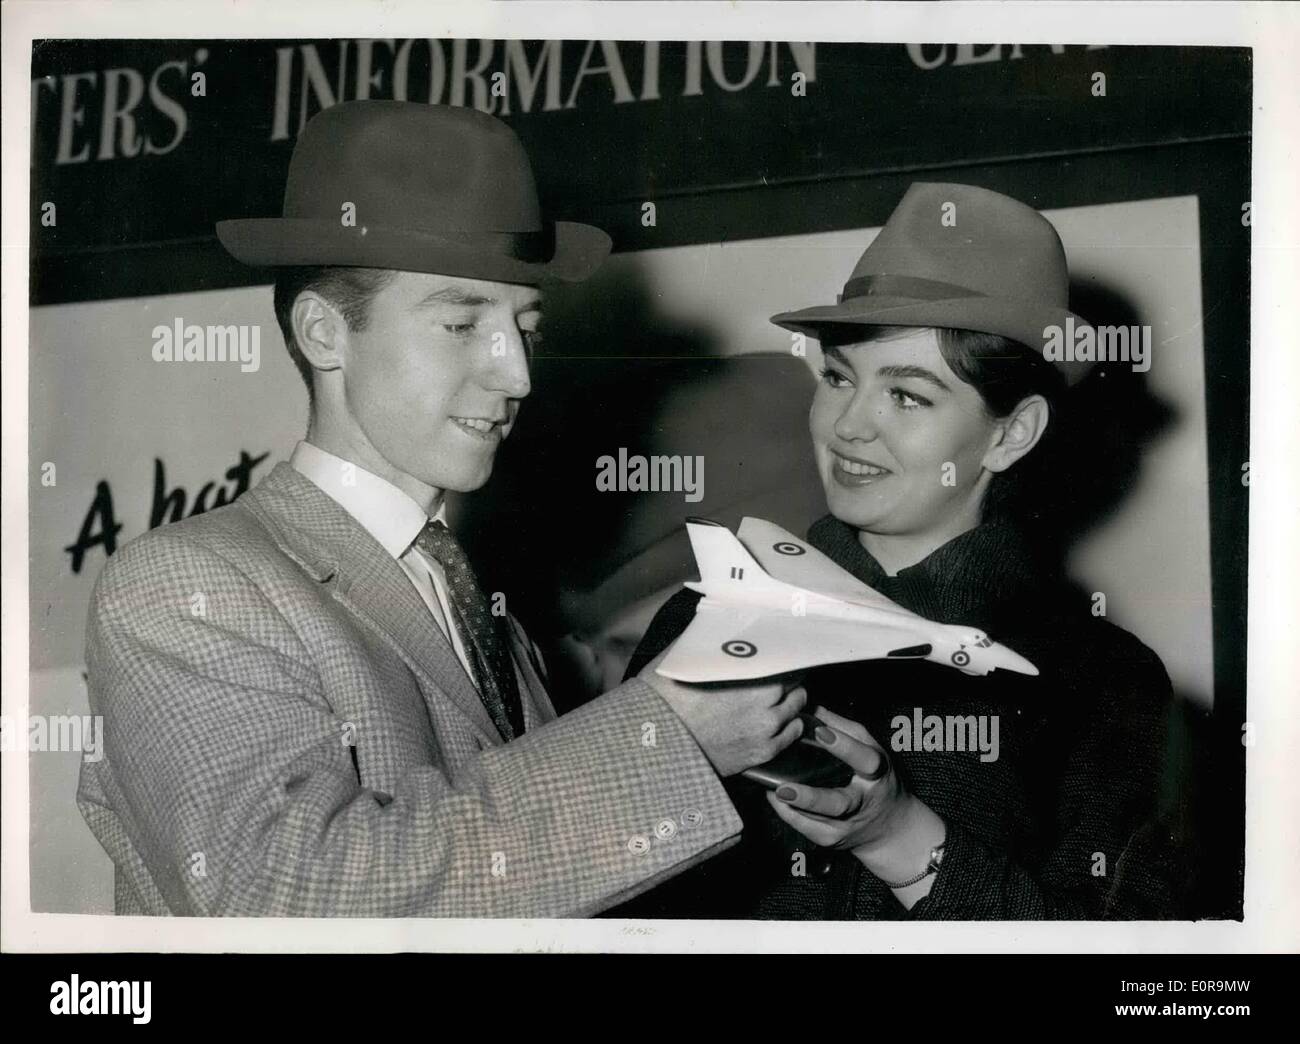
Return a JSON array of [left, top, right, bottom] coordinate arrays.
[[217, 100, 611, 285], [771, 182, 1093, 385]]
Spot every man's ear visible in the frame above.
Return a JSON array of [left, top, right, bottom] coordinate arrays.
[[290, 291, 347, 374], [982, 394, 1050, 474]]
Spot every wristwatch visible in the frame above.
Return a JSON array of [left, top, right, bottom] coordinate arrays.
[[881, 839, 947, 890]]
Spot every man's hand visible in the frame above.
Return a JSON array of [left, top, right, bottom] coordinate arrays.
[[638, 649, 806, 777]]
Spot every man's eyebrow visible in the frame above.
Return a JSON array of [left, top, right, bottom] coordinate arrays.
[[876, 364, 951, 392], [822, 345, 851, 367], [413, 288, 543, 313], [413, 287, 496, 308]]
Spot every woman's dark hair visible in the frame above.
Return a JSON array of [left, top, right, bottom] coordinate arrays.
[[272, 266, 396, 405], [818, 324, 1068, 525]]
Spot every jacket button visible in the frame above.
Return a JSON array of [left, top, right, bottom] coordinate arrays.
[[627, 835, 650, 855], [681, 807, 703, 827], [655, 818, 677, 841]]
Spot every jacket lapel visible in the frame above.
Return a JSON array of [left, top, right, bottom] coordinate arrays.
[[242, 462, 503, 743]]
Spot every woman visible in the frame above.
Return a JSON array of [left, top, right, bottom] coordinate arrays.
[[620, 183, 1184, 919]]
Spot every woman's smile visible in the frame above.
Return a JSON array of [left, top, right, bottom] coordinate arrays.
[[830, 451, 893, 486]]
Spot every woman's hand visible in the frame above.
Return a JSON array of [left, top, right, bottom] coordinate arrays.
[[766, 707, 948, 905], [765, 706, 911, 854]]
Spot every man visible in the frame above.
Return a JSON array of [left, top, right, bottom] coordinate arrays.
[[77, 101, 805, 917]]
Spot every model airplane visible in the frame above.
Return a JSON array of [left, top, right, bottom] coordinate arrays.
[[656, 517, 1039, 683]]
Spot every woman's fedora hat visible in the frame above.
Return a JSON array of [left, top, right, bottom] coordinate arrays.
[[217, 100, 611, 284], [771, 182, 1093, 385]]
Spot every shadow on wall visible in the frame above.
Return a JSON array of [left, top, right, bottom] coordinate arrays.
[[1053, 278, 1177, 549], [1053, 278, 1231, 918]]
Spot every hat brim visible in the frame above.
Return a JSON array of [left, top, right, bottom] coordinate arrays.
[[215, 218, 611, 285], [771, 295, 1095, 387]]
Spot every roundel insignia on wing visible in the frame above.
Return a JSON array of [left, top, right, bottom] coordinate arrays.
[[722, 640, 758, 658], [951, 650, 971, 667], [773, 541, 806, 556]]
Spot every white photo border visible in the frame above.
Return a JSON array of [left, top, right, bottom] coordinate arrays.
[[3, 0, 1297, 954]]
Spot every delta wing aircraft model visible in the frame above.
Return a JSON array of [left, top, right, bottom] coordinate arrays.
[[656, 517, 1040, 683]]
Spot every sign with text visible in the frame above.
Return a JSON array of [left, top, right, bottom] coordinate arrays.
[[30, 40, 1248, 302]]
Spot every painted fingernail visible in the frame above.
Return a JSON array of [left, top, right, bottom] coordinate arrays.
[[776, 786, 797, 802], [815, 726, 837, 744]]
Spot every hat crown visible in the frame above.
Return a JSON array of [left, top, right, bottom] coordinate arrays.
[[851, 182, 1068, 308], [215, 99, 610, 283], [282, 101, 543, 234], [769, 181, 1092, 385]]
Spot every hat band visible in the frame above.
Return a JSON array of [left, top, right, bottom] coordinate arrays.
[[417, 222, 557, 263], [838, 274, 984, 304], [272, 216, 558, 263]]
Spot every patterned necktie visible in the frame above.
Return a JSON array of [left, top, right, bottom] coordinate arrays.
[[414, 519, 525, 740]]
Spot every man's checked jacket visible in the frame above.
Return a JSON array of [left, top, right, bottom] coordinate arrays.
[[78, 462, 742, 916]]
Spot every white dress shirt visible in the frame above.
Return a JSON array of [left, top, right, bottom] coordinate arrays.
[[290, 441, 477, 684]]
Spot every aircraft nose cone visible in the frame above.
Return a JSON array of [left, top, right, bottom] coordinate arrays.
[[989, 643, 1039, 676]]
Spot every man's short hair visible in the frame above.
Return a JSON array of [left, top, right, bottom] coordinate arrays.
[[272, 266, 396, 405]]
